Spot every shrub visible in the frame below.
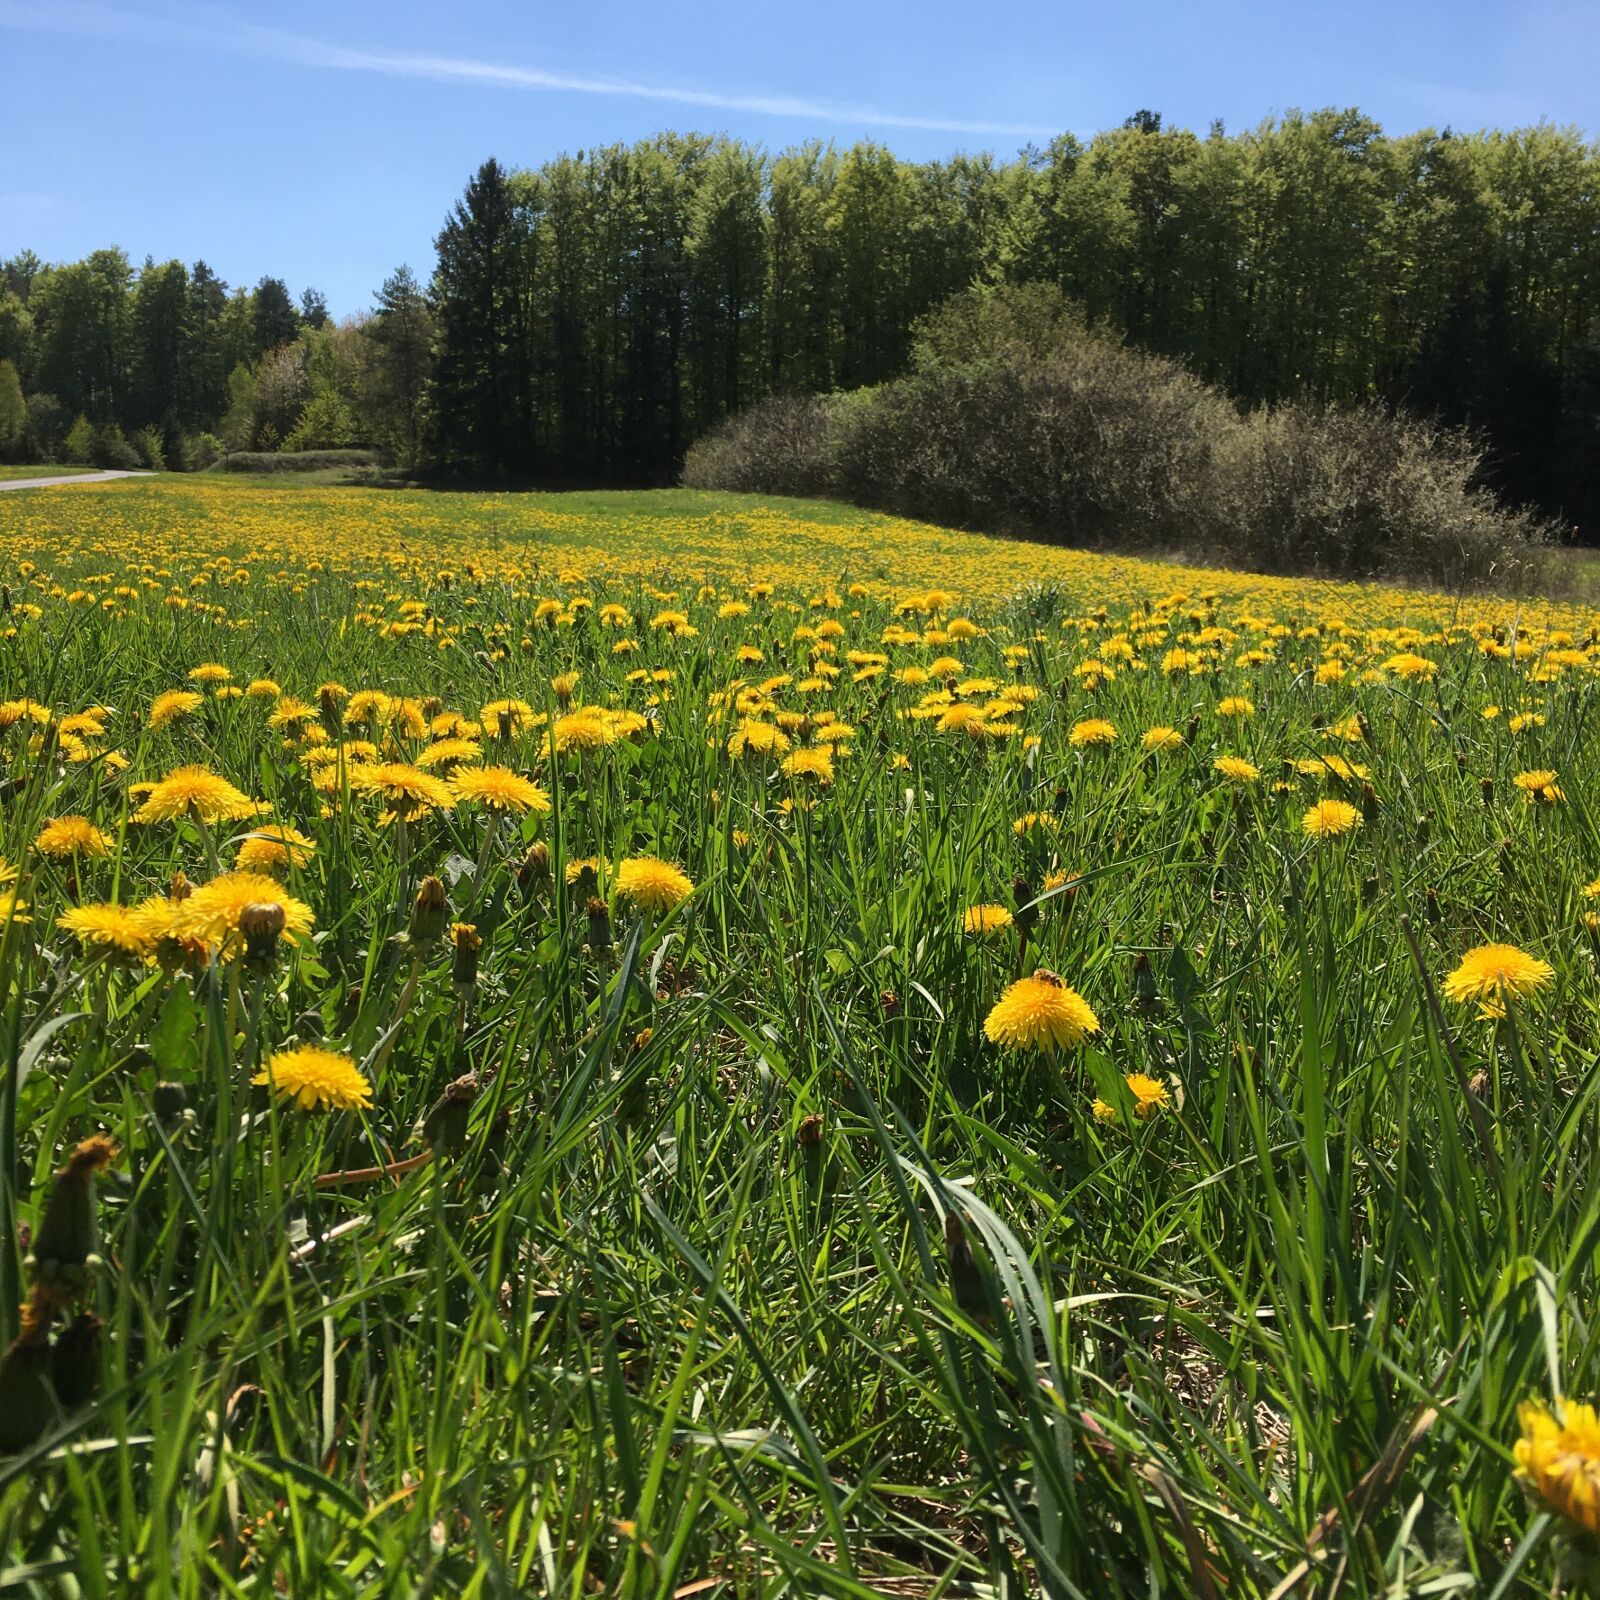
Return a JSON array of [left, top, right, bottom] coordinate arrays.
[[215, 448, 382, 474], [282, 391, 361, 453], [64, 414, 94, 465], [89, 423, 142, 471], [189, 433, 224, 471], [683, 284, 1557, 589], [132, 425, 166, 472], [681, 393, 834, 498]]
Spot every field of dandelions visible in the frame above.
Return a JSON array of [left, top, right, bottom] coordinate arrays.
[[2, 476, 1600, 1595]]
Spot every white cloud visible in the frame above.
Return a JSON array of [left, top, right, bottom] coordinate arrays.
[[0, 0, 1053, 138]]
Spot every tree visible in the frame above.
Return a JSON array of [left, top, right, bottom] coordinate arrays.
[[64, 413, 94, 463], [253, 344, 308, 440], [253, 277, 299, 355], [130, 258, 191, 429], [0, 360, 25, 459], [283, 389, 359, 451], [430, 158, 531, 473], [299, 287, 330, 330], [365, 265, 434, 467]]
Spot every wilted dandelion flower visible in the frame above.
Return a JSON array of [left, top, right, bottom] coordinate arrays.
[[614, 856, 694, 915], [963, 905, 1014, 936], [133, 765, 264, 825], [451, 766, 551, 816], [1442, 943, 1553, 1005], [984, 970, 1099, 1052], [1514, 1399, 1600, 1537], [33, 816, 112, 859], [147, 689, 204, 730], [253, 1045, 372, 1112], [1302, 799, 1363, 840]]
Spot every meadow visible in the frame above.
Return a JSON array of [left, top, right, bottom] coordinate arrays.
[[1, 476, 1599, 1596]]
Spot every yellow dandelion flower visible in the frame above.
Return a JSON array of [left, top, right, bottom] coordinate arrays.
[[451, 766, 551, 816], [1069, 718, 1118, 748], [33, 816, 112, 859], [1092, 1072, 1171, 1122], [235, 826, 317, 873], [58, 902, 152, 958], [253, 1045, 372, 1112], [1213, 756, 1261, 783], [148, 689, 204, 730], [1515, 1399, 1600, 1537], [1442, 943, 1553, 1005], [1302, 799, 1363, 840], [133, 765, 265, 825], [613, 856, 694, 915], [984, 969, 1099, 1052], [963, 904, 1014, 936]]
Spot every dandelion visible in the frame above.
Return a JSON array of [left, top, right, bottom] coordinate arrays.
[[1442, 943, 1553, 1005], [58, 903, 152, 958], [1302, 799, 1363, 840], [1384, 653, 1438, 679], [1216, 696, 1255, 718], [1069, 718, 1118, 747], [614, 856, 694, 916], [167, 872, 314, 954], [1514, 1399, 1600, 1537], [235, 826, 317, 873], [33, 816, 112, 860], [550, 711, 614, 754], [1141, 726, 1184, 753], [147, 690, 204, 730], [1213, 756, 1261, 783], [350, 763, 455, 820], [963, 905, 1014, 936], [1092, 1072, 1171, 1122], [0, 890, 31, 925], [728, 720, 791, 759], [1513, 768, 1564, 805], [984, 970, 1099, 1052], [133, 765, 264, 825], [451, 766, 551, 816], [781, 747, 834, 785], [252, 1046, 373, 1113]]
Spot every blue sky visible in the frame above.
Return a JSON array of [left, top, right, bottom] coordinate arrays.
[[2, 0, 1595, 315]]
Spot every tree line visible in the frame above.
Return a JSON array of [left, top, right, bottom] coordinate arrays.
[[4, 109, 1599, 531], [0, 253, 431, 471]]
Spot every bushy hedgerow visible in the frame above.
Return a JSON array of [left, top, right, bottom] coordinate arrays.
[[683, 284, 1555, 589]]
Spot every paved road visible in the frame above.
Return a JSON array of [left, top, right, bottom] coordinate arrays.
[[0, 470, 153, 492]]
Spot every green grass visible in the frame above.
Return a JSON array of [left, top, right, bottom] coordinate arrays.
[[0, 465, 102, 481], [0, 484, 1597, 1594]]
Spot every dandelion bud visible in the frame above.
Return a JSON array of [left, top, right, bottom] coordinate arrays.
[[420, 1072, 479, 1158], [1053, 785, 1069, 811], [517, 841, 550, 890], [26, 1136, 116, 1295], [1466, 1069, 1490, 1099], [1360, 782, 1379, 823], [570, 860, 599, 900], [0, 1335, 54, 1452], [796, 1112, 825, 1149], [1415, 812, 1432, 844], [450, 921, 483, 988], [239, 900, 286, 971], [1011, 875, 1038, 934], [49, 1311, 102, 1410], [880, 989, 900, 1017], [1425, 887, 1441, 924], [1361, 871, 1379, 906], [409, 875, 449, 947], [944, 1211, 988, 1318], [421, 696, 443, 719], [1133, 951, 1159, 1005], [1480, 777, 1494, 807], [151, 1081, 189, 1123], [585, 896, 612, 952], [1499, 837, 1514, 877], [0, 584, 9, 613], [318, 684, 343, 731]]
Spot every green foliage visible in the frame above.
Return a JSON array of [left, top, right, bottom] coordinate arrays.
[[687, 285, 1555, 589], [282, 389, 361, 452], [62, 412, 93, 464], [0, 359, 25, 459]]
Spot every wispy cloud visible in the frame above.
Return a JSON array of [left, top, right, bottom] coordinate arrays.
[[0, 0, 1052, 139]]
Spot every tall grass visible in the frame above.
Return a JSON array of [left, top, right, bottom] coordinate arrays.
[[0, 485, 1595, 1593]]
